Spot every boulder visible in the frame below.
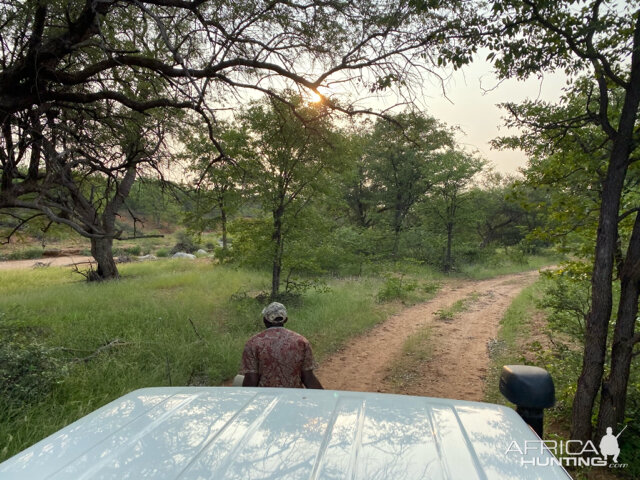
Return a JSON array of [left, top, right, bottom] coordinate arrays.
[[172, 252, 196, 259]]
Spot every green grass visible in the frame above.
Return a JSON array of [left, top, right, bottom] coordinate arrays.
[[0, 260, 405, 462]]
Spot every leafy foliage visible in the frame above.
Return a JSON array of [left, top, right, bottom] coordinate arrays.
[[376, 275, 418, 302], [0, 340, 64, 412]]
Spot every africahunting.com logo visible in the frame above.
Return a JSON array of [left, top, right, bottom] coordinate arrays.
[[506, 426, 628, 469]]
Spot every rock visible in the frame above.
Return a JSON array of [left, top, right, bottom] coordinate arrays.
[[137, 254, 157, 261], [196, 249, 208, 255], [172, 252, 196, 259]]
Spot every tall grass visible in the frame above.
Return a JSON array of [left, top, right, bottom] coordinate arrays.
[[0, 260, 396, 461]]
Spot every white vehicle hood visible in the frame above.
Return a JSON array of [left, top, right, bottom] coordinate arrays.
[[0, 387, 571, 479]]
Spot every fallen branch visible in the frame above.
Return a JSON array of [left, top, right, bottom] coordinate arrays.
[[67, 261, 96, 266], [165, 354, 172, 386], [116, 234, 165, 240], [32, 261, 52, 269], [189, 318, 206, 343], [72, 338, 129, 363], [70, 261, 101, 282]]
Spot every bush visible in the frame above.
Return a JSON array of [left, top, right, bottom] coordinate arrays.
[[538, 268, 590, 340], [376, 275, 417, 302], [213, 246, 232, 263], [170, 231, 199, 254], [226, 217, 272, 269], [124, 245, 142, 256], [0, 341, 64, 411], [156, 248, 169, 257], [7, 248, 43, 260]]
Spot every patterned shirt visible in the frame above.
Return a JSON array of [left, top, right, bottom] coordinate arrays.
[[240, 327, 317, 388]]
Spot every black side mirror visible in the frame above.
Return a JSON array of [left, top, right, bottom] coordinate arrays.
[[499, 365, 555, 437]]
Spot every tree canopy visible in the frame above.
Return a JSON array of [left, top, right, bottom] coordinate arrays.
[[0, 0, 472, 278]]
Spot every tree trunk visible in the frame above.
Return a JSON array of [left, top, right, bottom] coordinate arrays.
[[571, 29, 640, 441], [90, 237, 118, 281], [571, 153, 626, 443], [596, 212, 640, 437], [220, 202, 228, 250], [271, 206, 284, 299], [392, 225, 401, 259], [392, 206, 402, 259], [444, 221, 453, 272]]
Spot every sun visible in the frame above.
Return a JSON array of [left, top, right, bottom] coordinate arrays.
[[309, 90, 323, 103]]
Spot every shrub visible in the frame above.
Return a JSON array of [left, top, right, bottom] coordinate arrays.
[[505, 246, 529, 265], [171, 231, 199, 254], [0, 341, 64, 411], [124, 245, 142, 256], [376, 275, 417, 302], [213, 246, 232, 263], [7, 248, 43, 260], [422, 281, 441, 294], [538, 265, 591, 341], [156, 248, 169, 257]]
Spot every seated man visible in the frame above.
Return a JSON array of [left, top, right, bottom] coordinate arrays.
[[241, 302, 323, 389]]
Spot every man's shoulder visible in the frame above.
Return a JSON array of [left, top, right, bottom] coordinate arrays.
[[281, 328, 310, 343], [246, 327, 309, 344], [245, 329, 269, 345]]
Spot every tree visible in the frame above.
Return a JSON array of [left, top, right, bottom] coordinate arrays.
[[181, 126, 248, 251], [0, 99, 169, 279], [364, 113, 454, 258], [126, 178, 184, 227], [427, 150, 485, 271], [0, 0, 472, 279], [483, 0, 640, 441], [341, 129, 378, 229], [240, 94, 343, 298], [470, 173, 534, 250]]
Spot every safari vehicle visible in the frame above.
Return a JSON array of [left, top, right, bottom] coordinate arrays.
[[0, 366, 570, 479]]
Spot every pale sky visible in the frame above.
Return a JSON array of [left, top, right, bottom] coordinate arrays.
[[422, 60, 568, 175], [319, 54, 569, 176]]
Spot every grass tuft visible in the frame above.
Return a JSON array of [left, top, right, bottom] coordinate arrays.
[[434, 292, 480, 321], [386, 325, 433, 390]]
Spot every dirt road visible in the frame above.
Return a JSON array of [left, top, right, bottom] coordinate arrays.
[[0, 256, 95, 271], [316, 270, 540, 401]]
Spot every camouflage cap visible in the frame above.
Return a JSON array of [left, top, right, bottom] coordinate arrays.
[[262, 302, 287, 324]]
